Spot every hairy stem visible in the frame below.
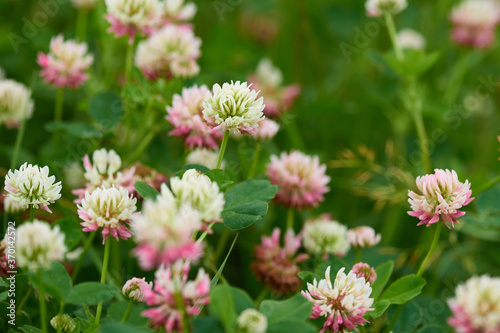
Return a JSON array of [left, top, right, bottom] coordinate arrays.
[[94, 237, 111, 324], [216, 130, 230, 169]]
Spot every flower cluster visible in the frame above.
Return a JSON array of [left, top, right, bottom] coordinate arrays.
[[447, 275, 500, 333], [408, 169, 474, 228], [123, 277, 153, 301], [267, 151, 330, 210], [157, 0, 196, 27], [135, 25, 201, 80], [248, 58, 300, 118], [166, 84, 223, 149], [186, 148, 221, 169], [4, 163, 62, 213], [77, 186, 137, 243], [352, 262, 377, 284], [142, 261, 210, 332], [0, 79, 34, 128], [302, 266, 374, 333], [252, 118, 280, 141], [37, 35, 93, 89], [251, 228, 309, 294], [302, 214, 350, 257], [365, 0, 407, 17], [16, 220, 67, 271], [237, 309, 268, 333], [450, 0, 500, 49], [50, 314, 76, 333], [202, 81, 265, 134], [397, 29, 427, 50], [347, 226, 381, 248]]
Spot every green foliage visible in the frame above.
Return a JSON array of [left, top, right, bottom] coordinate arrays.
[[134, 181, 160, 200], [259, 293, 316, 333], [53, 217, 83, 250], [89, 91, 124, 131], [371, 260, 394, 299], [65, 282, 120, 305], [384, 50, 440, 77], [208, 285, 237, 333], [206, 169, 234, 191], [29, 262, 72, 301], [379, 274, 426, 305]]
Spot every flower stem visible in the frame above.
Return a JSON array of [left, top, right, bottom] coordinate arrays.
[[355, 248, 362, 263], [16, 288, 32, 315], [54, 87, 65, 123], [94, 237, 111, 325], [475, 174, 500, 195], [72, 231, 97, 282], [38, 270, 48, 333], [416, 222, 442, 277], [216, 130, 230, 169], [121, 299, 134, 323], [286, 208, 294, 231], [125, 38, 135, 84], [11, 104, 29, 170], [30, 205, 34, 222], [76, 9, 87, 41], [248, 140, 262, 178], [174, 290, 188, 333], [384, 12, 403, 61]]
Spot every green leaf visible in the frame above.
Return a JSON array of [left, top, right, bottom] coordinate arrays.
[[208, 285, 236, 333], [228, 286, 255, 314], [379, 274, 426, 305], [384, 50, 440, 77], [53, 217, 83, 250], [367, 299, 390, 319], [18, 326, 41, 333], [45, 122, 103, 139], [182, 164, 211, 174], [459, 215, 500, 241], [89, 91, 124, 131], [267, 321, 317, 333], [389, 301, 423, 332], [0, 278, 7, 288], [206, 169, 234, 191], [211, 234, 238, 288], [414, 324, 448, 333], [40, 261, 72, 301], [65, 282, 120, 305], [98, 322, 154, 333], [222, 179, 277, 230], [259, 293, 312, 325], [371, 260, 394, 299], [0, 290, 8, 301], [134, 181, 160, 200], [106, 301, 148, 326], [192, 316, 225, 333]]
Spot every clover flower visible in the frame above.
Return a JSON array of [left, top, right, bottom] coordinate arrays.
[[0, 79, 34, 128], [3, 194, 25, 214], [77, 186, 137, 243], [202, 81, 265, 134], [352, 263, 377, 285], [72, 148, 135, 203], [365, 0, 407, 17], [142, 261, 210, 332], [105, 0, 160, 43], [126, 162, 167, 194], [16, 220, 67, 271], [4, 163, 62, 213], [123, 277, 153, 301], [251, 228, 309, 294], [252, 118, 280, 141], [302, 215, 350, 257], [450, 0, 500, 48], [131, 186, 202, 270], [248, 58, 300, 118], [397, 29, 426, 50], [237, 309, 268, 333], [408, 169, 474, 228], [448, 275, 500, 333], [37, 35, 93, 89], [267, 151, 330, 210], [185, 148, 221, 169], [135, 25, 201, 80], [347, 226, 381, 248], [50, 314, 76, 333], [166, 84, 223, 149], [157, 0, 196, 27], [302, 266, 374, 333]]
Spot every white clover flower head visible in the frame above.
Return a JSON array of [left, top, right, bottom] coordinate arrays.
[[365, 0, 407, 17], [50, 314, 76, 333], [71, 0, 98, 10], [302, 216, 350, 256], [256, 57, 283, 88], [448, 275, 500, 332], [4, 163, 62, 213], [347, 226, 381, 248], [106, 0, 160, 29], [16, 220, 67, 271], [186, 148, 222, 169], [3, 195, 25, 214], [122, 277, 152, 301], [77, 186, 137, 243], [237, 309, 268, 333], [252, 118, 280, 141], [202, 81, 265, 134], [397, 29, 426, 50], [65, 247, 83, 261], [0, 79, 34, 129], [160, 0, 197, 23], [169, 169, 225, 223], [302, 266, 374, 332], [86, 148, 122, 185]]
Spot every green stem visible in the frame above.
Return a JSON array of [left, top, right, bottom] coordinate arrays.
[[121, 299, 134, 323], [11, 103, 28, 170], [216, 130, 230, 169], [475, 175, 500, 195], [94, 237, 111, 325], [248, 140, 262, 178], [196, 224, 214, 245], [386, 304, 405, 332], [384, 12, 403, 61], [444, 51, 472, 105], [54, 87, 64, 123], [38, 270, 48, 333], [76, 9, 87, 41], [416, 222, 442, 277], [286, 208, 294, 231], [355, 248, 362, 263], [30, 205, 34, 222], [255, 288, 269, 306], [72, 231, 97, 282], [212, 228, 231, 265], [125, 38, 135, 84], [174, 290, 188, 333], [57, 300, 65, 333], [17, 288, 32, 315]]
